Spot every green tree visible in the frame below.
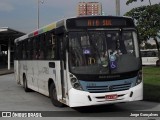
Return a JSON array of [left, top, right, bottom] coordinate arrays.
[[126, 0, 143, 5], [125, 4, 160, 50], [126, 0, 151, 5]]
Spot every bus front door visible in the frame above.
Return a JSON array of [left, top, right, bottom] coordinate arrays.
[[57, 35, 68, 103]]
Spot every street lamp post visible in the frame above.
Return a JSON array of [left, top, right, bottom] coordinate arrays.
[[149, 0, 151, 6], [116, 0, 120, 16], [37, 0, 44, 29], [37, 0, 39, 29]]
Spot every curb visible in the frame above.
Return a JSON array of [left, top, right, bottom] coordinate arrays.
[[0, 70, 14, 76]]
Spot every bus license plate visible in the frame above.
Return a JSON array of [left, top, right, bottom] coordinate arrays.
[[105, 94, 118, 100]]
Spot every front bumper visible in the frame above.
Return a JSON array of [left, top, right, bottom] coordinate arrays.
[[68, 82, 143, 107]]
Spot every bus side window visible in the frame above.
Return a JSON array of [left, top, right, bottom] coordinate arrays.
[[24, 40, 28, 60], [32, 38, 36, 60], [27, 39, 33, 60], [19, 42, 23, 60], [22, 41, 25, 59], [39, 34, 45, 60], [22, 40, 28, 60], [14, 43, 19, 60], [28, 39, 33, 60], [17, 43, 21, 60], [151, 51, 156, 57], [32, 37, 40, 60], [51, 34, 56, 59], [46, 32, 56, 60]]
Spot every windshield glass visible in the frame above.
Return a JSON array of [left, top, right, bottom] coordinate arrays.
[[69, 30, 140, 74]]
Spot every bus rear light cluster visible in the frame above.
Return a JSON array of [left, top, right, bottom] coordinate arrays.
[[70, 77, 83, 90]]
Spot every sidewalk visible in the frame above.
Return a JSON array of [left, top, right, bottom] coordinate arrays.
[[0, 68, 14, 76]]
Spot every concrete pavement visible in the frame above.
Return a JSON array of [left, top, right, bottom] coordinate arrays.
[[0, 74, 160, 120]]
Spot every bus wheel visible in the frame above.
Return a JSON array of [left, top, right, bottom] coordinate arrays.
[[23, 75, 31, 92], [156, 60, 160, 66], [49, 83, 64, 107]]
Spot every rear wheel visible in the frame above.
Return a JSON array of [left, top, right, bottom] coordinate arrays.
[[23, 75, 31, 92], [49, 83, 64, 107], [156, 60, 160, 66]]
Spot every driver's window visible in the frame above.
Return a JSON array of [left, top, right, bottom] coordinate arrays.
[[123, 32, 134, 55]]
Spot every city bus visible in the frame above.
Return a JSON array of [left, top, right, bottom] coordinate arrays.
[[14, 16, 143, 107], [140, 49, 159, 66]]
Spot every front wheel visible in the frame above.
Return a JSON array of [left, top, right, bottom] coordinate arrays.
[[49, 83, 64, 107]]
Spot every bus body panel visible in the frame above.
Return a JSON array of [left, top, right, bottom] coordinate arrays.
[[37, 61, 51, 96], [27, 61, 38, 91], [14, 61, 20, 84], [37, 61, 62, 98], [68, 82, 143, 107], [15, 60, 63, 98]]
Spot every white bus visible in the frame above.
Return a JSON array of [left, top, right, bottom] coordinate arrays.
[[141, 49, 159, 66], [14, 16, 143, 107]]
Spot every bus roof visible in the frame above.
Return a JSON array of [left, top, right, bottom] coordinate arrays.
[[77, 15, 132, 19], [15, 16, 134, 43]]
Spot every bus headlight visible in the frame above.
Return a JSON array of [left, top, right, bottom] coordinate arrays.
[[71, 78, 77, 83], [70, 77, 83, 90], [136, 70, 142, 85]]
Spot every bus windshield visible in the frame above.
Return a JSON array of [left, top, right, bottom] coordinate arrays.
[[69, 30, 141, 75]]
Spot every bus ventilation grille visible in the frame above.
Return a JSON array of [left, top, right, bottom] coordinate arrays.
[[86, 83, 131, 93]]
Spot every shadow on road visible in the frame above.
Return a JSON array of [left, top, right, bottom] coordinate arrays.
[[73, 101, 159, 113], [144, 83, 160, 102], [74, 104, 125, 113]]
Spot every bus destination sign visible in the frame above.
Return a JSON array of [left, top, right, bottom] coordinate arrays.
[[67, 17, 135, 29], [87, 19, 112, 27], [75, 19, 126, 27]]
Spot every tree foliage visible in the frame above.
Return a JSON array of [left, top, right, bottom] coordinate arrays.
[[126, 0, 144, 5], [124, 3, 160, 46]]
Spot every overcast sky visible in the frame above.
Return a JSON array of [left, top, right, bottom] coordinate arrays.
[[0, 0, 159, 33]]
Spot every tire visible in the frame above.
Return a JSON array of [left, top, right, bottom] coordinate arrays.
[[49, 83, 64, 107], [156, 60, 160, 67], [23, 75, 31, 92]]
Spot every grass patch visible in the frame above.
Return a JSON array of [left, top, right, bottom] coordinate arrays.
[[143, 66, 160, 102], [143, 66, 160, 75]]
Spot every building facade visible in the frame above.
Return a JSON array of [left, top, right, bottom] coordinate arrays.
[[77, 2, 102, 16]]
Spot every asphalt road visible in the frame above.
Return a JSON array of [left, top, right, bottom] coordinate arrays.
[[0, 74, 159, 120]]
